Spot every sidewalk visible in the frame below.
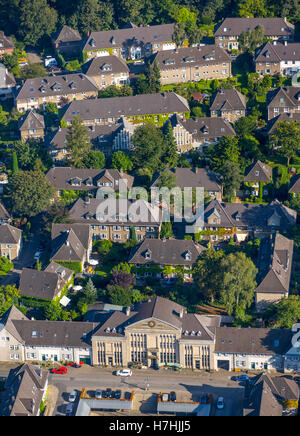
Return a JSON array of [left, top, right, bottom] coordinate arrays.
[[44, 385, 59, 417]]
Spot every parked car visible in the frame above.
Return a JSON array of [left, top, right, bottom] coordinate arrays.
[[232, 374, 249, 382], [116, 369, 132, 377], [51, 367, 67, 374], [169, 391, 176, 402], [217, 397, 224, 410], [114, 390, 121, 399], [34, 251, 41, 260], [95, 389, 102, 399], [68, 390, 77, 402], [104, 388, 113, 398], [66, 403, 73, 415], [200, 393, 209, 404]]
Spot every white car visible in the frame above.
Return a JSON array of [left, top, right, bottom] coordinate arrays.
[[68, 390, 77, 402], [116, 369, 132, 377], [217, 397, 224, 409]]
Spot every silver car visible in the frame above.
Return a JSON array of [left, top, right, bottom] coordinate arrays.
[[68, 390, 77, 402]]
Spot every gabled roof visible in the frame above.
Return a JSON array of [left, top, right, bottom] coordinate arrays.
[[170, 115, 236, 141], [210, 88, 246, 112], [0, 201, 10, 221], [51, 223, 91, 251], [15, 73, 98, 100], [18, 110, 45, 131], [50, 228, 86, 263], [46, 167, 134, 191], [244, 160, 273, 183], [267, 86, 300, 109], [0, 224, 22, 244], [214, 17, 294, 37], [0, 31, 14, 51], [266, 112, 300, 134], [82, 23, 175, 52], [0, 306, 28, 344], [128, 238, 206, 266], [151, 167, 222, 192], [61, 92, 190, 123], [82, 55, 129, 76], [153, 45, 231, 70], [52, 25, 81, 44], [255, 41, 300, 63], [1, 363, 48, 416], [256, 232, 293, 295], [289, 174, 300, 193]]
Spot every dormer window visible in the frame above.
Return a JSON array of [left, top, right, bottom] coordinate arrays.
[[90, 38, 96, 47], [102, 64, 112, 71], [164, 58, 175, 65], [111, 36, 116, 45], [255, 171, 259, 177], [185, 250, 192, 261], [145, 250, 151, 260]]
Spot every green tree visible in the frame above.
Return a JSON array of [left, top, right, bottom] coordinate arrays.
[[0, 257, 14, 276], [11, 151, 19, 174], [237, 0, 268, 17], [7, 170, 54, 217], [160, 222, 174, 239], [238, 25, 265, 52], [193, 248, 224, 303], [131, 123, 165, 173], [107, 284, 132, 306], [66, 116, 92, 168], [219, 252, 258, 315], [172, 22, 187, 46], [161, 119, 178, 167], [208, 136, 240, 173], [84, 278, 98, 304], [265, 295, 300, 329], [82, 150, 105, 169], [44, 301, 62, 321], [95, 239, 113, 256], [0, 285, 19, 317], [77, 0, 103, 34], [218, 160, 244, 201], [157, 168, 177, 190], [146, 61, 161, 93], [20, 63, 47, 79], [111, 151, 133, 172], [270, 121, 300, 165]]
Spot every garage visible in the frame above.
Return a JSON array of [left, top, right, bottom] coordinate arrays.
[[217, 360, 230, 370]]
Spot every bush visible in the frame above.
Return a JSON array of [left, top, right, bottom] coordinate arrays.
[[55, 261, 82, 273]]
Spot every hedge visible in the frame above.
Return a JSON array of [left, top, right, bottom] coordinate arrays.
[[55, 261, 82, 273]]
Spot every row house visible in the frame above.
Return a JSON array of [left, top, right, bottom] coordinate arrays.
[[18, 110, 45, 141], [68, 197, 162, 243], [150, 167, 223, 202], [61, 92, 190, 127], [243, 160, 273, 198], [254, 41, 300, 77], [153, 45, 231, 85], [0, 224, 22, 261], [0, 303, 296, 373], [255, 232, 294, 311], [266, 86, 300, 120], [214, 17, 294, 52], [210, 88, 246, 123], [169, 114, 236, 154], [199, 199, 297, 242], [46, 167, 134, 197], [82, 55, 130, 89], [14, 73, 99, 112], [265, 112, 300, 137], [128, 238, 206, 283], [0, 62, 16, 99], [82, 23, 176, 61]]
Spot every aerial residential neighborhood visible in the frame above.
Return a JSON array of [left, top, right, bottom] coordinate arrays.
[[0, 0, 300, 421]]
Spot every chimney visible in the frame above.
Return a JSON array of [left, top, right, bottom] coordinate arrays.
[[284, 40, 287, 46], [179, 308, 184, 318], [194, 167, 199, 174], [126, 306, 131, 316], [273, 40, 277, 46]]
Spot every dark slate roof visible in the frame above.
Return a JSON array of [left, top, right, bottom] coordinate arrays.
[[15, 73, 98, 100], [82, 55, 129, 76], [210, 88, 246, 111], [151, 167, 222, 192], [153, 45, 231, 70], [0, 224, 22, 244], [1, 363, 48, 417], [215, 327, 292, 355], [50, 227, 86, 263], [82, 23, 175, 52], [267, 86, 300, 109], [93, 296, 218, 341], [170, 114, 236, 141], [52, 25, 81, 44], [61, 92, 190, 122], [18, 110, 45, 131], [0, 201, 10, 221], [0, 306, 28, 344], [46, 167, 134, 191], [51, 223, 91, 251], [128, 238, 206, 266], [11, 319, 96, 347], [19, 264, 73, 300], [256, 232, 293, 295], [265, 112, 300, 135], [289, 174, 300, 193], [69, 198, 162, 226], [0, 31, 14, 51], [255, 41, 300, 63], [204, 199, 297, 229], [244, 160, 273, 183], [214, 17, 294, 37], [46, 123, 122, 152], [244, 373, 299, 416]]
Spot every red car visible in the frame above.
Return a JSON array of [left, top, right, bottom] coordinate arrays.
[[51, 367, 67, 374]]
